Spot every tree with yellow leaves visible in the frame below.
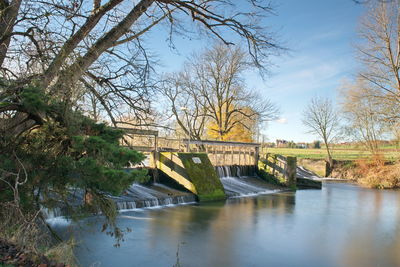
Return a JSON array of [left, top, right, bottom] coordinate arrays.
[[206, 105, 257, 142]]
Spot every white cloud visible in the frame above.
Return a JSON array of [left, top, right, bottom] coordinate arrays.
[[275, 118, 288, 124]]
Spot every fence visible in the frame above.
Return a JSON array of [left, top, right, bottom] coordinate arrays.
[[181, 140, 260, 166], [259, 153, 297, 186]]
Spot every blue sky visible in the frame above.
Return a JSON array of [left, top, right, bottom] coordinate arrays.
[[145, 0, 367, 142]]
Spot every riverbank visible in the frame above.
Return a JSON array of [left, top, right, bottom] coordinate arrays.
[[0, 238, 70, 267], [351, 159, 400, 189], [298, 158, 400, 189]]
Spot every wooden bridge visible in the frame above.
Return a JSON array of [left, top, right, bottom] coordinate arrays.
[[117, 127, 319, 197], [119, 127, 260, 167]]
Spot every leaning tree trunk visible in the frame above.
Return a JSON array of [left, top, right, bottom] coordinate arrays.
[[50, 0, 154, 97], [0, 0, 22, 67]]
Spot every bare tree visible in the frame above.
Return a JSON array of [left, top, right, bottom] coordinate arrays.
[[356, 0, 400, 122], [161, 43, 279, 141], [341, 79, 389, 154], [0, 0, 282, 143], [161, 72, 208, 141], [302, 97, 340, 174]]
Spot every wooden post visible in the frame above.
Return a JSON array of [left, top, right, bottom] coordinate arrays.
[[249, 150, 252, 165], [219, 146, 222, 166], [272, 154, 277, 176], [223, 146, 226, 166], [153, 135, 159, 182], [255, 146, 259, 166], [213, 146, 216, 165], [231, 146, 234, 165], [186, 140, 190, 152]]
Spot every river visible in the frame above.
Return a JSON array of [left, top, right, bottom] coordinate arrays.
[[52, 182, 400, 267]]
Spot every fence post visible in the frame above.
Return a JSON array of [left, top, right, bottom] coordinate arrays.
[[255, 146, 259, 166], [231, 146, 234, 165], [223, 146, 226, 166], [186, 140, 190, 152], [272, 154, 277, 176], [151, 135, 159, 182]]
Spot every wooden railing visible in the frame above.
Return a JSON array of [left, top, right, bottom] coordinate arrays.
[[116, 127, 260, 167], [259, 153, 297, 186]]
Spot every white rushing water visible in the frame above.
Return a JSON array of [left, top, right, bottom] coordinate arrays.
[[215, 165, 277, 197], [43, 183, 196, 223], [45, 165, 277, 224], [115, 183, 196, 210], [296, 166, 320, 179]]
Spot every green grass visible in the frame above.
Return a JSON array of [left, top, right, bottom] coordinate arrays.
[[263, 148, 400, 161]]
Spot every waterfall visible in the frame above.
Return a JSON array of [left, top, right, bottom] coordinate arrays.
[[43, 183, 196, 220], [215, 165, 276, 197], [215, 165, 257, 178], [113, 183, 196, 210]]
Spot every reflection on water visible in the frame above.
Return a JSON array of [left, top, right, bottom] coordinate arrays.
[[53, 183, 400, 267]]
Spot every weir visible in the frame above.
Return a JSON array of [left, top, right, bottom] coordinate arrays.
[[118, 128, 321, 203], [43, 183, 197, 220], [215, 165, 277, 197], [157, 152, 226, 201], [152, 139, 264, 200], [110, 183, 196, 210], [120, 129, 287, 201], [44, 130, 322, 220]]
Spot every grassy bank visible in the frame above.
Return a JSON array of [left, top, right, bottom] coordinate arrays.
[[264, 147, 400, 161], [294, 155, 400, 189]]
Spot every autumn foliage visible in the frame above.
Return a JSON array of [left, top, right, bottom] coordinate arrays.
[[206, 105, 257, 142]]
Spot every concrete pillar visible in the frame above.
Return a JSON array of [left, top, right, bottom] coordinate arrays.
[[286, 156, 297, 188]]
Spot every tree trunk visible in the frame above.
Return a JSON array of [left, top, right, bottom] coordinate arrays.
[[42, 0, 125, 88], [51, 0, 154, 95], [0, 0, 22, 67], [324, 138, 333, 177]]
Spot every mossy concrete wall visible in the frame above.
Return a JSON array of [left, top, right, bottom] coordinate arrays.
[[157, 152, 226, 201], [286, 156, 297, 187]]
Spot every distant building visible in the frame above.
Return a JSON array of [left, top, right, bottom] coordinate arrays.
[[296, 142, 307, 149], [276, 139, 288, 147]]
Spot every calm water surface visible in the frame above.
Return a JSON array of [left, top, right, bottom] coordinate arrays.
[[55, 182, 400, 267]]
